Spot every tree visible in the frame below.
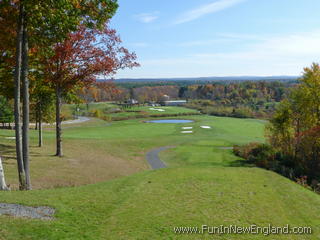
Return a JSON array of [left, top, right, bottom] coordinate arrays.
[[0, 157, 9, 191], [0, 96, 14, 127], [31, 82, 55, 147], [13, 2, 27, 189], [267, 63, 320, 183], [43, 24, 139, 157], [1, 0, 119, 190]]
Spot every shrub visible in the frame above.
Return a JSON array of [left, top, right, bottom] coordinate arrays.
[[101, 115, 112, 122], [89, 109, 103, 118], [247, 144, 276, 169], [61, 112, 73, 121], [233, 143, 277, 169], [233, 142, 260, 159]]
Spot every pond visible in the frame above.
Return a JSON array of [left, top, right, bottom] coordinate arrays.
[[145, 119, 194, 123]]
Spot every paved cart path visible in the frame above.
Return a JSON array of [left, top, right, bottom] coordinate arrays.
[[146, 146, 175, 169]]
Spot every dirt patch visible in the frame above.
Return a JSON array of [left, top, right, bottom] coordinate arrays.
[[0, 203, 55, 220]]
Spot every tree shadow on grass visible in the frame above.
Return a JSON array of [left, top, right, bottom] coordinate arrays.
[[0, 144, 43, 163], [0, 143, 17, 163], [182, 158, 253, 168], [228, 159, 254, 167]]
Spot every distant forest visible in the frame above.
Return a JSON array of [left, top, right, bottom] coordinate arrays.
[[80, 78, 297, 119]]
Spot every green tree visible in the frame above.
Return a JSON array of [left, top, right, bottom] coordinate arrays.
[[267, 63, 320, 182], [0, 96, 13, 127], [1, 0, 119, 189]]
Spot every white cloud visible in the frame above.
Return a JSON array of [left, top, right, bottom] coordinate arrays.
[[129, 42, 149, 48], [116, 30, 320, 78], [192, 30, 320, 60], [216, 33, 268, 41], [134, 12, 159, 23], [178, 33, 266, 47], [179, 39, 228, 47], [174, 0, 246, 24]]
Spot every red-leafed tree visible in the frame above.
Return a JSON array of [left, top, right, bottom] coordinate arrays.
[[1, 0, 119, 190], [43, 24, 139, 157], [96, 81, 121, 101]]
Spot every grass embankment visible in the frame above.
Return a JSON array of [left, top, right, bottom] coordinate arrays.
[[0, 168, 319, 239], [63, 102, 200, 121], [0, 110, 319, 239]]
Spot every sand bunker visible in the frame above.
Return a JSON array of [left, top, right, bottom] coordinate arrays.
[[146, 119, 193, 123], [181, 131, 193, 134], [182, 127, 193, 130], [149, 108, 165, 112], [200, 126, 211, 129]]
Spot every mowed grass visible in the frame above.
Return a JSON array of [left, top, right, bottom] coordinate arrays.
[[129, 105, 199, 114], [0, 113, 319, 239], [1, 115, 263, 189], [0, 168, 319, 239], [63, 102, 200, 119]]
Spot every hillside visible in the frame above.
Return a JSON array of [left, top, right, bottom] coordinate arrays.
[[0, 108, 319, 239], [0, 167, 319, 239], [107, 76, 299, 83]]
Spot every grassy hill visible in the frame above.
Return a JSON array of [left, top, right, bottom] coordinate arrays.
[[0, 167, 319, 239], [0, 110, 319, 239]]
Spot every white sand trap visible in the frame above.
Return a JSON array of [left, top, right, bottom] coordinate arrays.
[[149, 108, 165, 112], [182, 127, 193, 130], [4, 137, 15, 140], [200, 126, 211, 129], [181, 131, 193, 134]]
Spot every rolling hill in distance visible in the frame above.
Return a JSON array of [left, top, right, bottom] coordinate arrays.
[[98, 76, 299, 83]]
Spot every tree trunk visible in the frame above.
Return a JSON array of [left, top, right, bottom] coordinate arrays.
[[21, 8, 31, 190], [38, 103, 43, 147], [14, 2, 26, 190], [55, 86, 63, 157], [0, 157, 9, 191], [35, 110, 38, 130]]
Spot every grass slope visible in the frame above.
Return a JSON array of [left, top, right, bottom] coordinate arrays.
[[0, 112, 319, 239], [0, 167, 319, 239]]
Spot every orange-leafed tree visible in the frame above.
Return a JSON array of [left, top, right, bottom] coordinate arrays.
[[0, 0, 120, 190], [96, 81, 121, 101], [43, 24, 139, 157]]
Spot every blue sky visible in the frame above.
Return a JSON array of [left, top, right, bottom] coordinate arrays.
[[110, 0, 320, 78]]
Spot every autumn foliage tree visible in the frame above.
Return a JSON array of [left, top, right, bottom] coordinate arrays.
[[78, 81, 120, 106], [265, 63, 320, 183], [0, 0, 119, 190], [43, 24, 139, 157]]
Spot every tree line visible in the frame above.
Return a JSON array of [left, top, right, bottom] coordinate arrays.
[[234, 63, 320, 192], [0, 0, 138, 190], [180, 81, 292, 118]]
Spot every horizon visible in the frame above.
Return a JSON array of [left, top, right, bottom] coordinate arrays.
[[112, 74, 299, 80], [111, 0, 320, 78]]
